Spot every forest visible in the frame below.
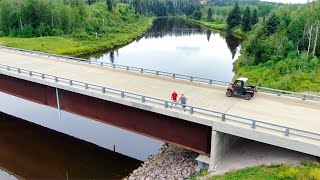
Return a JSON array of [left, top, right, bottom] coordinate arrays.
[[0, 0, 202, 38], [235, 0, 320, 92]]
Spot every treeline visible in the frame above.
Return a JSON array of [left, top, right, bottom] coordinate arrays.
[[226, 2, 259, 32], [236, 1, 320, 92], [0, 0, 139, 38], [130, 0, 200, 16], [0, 0, 202, 38], [208, 0, 260, 6], [200, 1, 278, 32]]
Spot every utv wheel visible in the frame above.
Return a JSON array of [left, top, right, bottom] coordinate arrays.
[[226, 90, 233, 97], [244, 93, 252, 100]]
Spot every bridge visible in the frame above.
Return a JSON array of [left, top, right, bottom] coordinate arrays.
[[1, 46, 320, 171]]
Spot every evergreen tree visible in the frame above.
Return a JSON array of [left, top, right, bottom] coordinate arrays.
[[107, 0, 113, 12], [251, 9, 259, 25], [242, 6, 251, 32], [265, 13, 280, 35], [193, 10, 202, 20], [227, 2, 242, 29], [207, 7, 213, 22]]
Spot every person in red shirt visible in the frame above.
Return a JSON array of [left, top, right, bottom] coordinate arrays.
[[171, 91, 178, 107]]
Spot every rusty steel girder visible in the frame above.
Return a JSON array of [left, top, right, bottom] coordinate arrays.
[[0, 74, 211, 154]]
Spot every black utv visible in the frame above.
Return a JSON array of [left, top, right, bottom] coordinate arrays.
[[226, 78, 256, 100]]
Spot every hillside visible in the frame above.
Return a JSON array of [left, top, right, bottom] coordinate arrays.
[[235, 0, 320, 92]]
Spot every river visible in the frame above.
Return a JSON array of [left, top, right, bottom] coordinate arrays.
[[0, 18, 241, 179]]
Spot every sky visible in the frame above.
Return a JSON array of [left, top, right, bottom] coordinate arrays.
[[261, 0, 311, 3]]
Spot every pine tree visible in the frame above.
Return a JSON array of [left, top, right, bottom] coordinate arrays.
[[266, 13, 280, 35], [207, 7, 213, 22], [107, 0, 113, 12], [242, 6, 251, 32], [251, 9, 259, 25], [227, 2, 242, 29]]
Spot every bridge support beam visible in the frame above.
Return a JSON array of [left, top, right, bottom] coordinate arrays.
[[208, 130, 238, 171]]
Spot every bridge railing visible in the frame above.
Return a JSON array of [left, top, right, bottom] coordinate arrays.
[[1, 45, 320, 101], [1, 63, 320, 143]]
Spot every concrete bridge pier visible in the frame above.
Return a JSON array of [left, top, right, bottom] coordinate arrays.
[[209, 130, 238, 171], [197, 128, 238, 172]]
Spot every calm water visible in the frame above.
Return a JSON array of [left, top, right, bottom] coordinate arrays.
[[0, 92, 164, 179], [0, 18, 242, 179], [82, 18, 242, 82]]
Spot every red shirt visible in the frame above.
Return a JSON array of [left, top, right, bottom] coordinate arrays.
[[171, 92, 178, 101]]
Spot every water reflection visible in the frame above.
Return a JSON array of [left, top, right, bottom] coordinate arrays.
[[0, 111, 141, 179], [0, 92, 164, 164], [81, 18, 242, 82]]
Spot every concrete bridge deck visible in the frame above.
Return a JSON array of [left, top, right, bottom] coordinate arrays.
[[1, 47, 320, 160]]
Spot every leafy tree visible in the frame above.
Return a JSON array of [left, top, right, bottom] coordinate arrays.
[[227, 2, 242, 29], [251, 9, 259, 25], [242, 6, 251, 32], [207, 7, 213, 22]]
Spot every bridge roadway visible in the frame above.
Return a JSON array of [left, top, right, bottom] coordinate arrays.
[[1, 48, 320, 166]]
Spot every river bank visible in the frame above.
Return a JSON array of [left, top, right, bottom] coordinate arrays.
[[0, 17, 154, 56], [125, 144, 198, 180], [186, 19, 245, 40]]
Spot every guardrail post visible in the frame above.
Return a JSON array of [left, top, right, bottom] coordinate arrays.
[[209, 80, 212, 85], [55, 88, 61, 119], [85, 83, 88, 89], [190, 77, 193, 81], [100, 62, 103, 66], [7, 66, 10, 71], [113, 64, 115, 68], [302, 95, 306, 100], [41, 74, 44, 79], [69, 80, 73, 86], [102, 87, 106, 93], [165, 101, 169, 108], [17, 68, 21, 73], [252, 121, 256, 129], [29, 71, 32, 76], [156, 71, 159, 76], [55, 77, 58, 82], [285, 128, 290, 136], [222, 114, 226, 121], [142, 96, 146, 103], [190, 107, 194, 114], [121, 91, 125, 98], [126, 67, 129, 71], [173, 74, 176, 78], [141, 69, 143, 73]]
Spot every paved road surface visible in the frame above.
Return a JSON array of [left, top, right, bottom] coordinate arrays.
[[1, 49, 319, 135]]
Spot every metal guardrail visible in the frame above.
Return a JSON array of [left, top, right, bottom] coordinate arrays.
[[1, 45, 319, 102], [1, 63, 320, 143]]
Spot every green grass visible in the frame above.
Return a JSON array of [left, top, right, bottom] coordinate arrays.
[[0, 17, 153, 56], [190, 162, 320, 180]]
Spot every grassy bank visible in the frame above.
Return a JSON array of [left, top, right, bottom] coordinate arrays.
[[0, 17, 153, 56], [186, 19, 245, 39], [190, 162, 320, 180]]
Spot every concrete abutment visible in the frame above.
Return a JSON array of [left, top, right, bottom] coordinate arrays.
[[197, 130, 238, 171]]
